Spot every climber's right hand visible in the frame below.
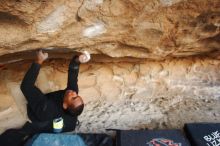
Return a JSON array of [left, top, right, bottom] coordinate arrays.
[[79, 51, 91, 63], [36, 50, 48, 65]]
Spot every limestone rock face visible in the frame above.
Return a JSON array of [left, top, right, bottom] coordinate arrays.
[[0, 0, 219, 59]]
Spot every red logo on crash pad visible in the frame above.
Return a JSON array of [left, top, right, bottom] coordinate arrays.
[[147, 138, 181, 146]]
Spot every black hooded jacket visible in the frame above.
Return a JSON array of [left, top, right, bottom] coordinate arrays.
[[0, 55, 81, 146]]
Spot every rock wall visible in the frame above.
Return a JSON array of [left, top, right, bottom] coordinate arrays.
[[0, 0, 219, 134], [0, 57, 219, 133], [0, 0, 219, 59]]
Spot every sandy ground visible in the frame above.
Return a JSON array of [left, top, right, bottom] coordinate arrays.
[[78, 96, 220, 134]]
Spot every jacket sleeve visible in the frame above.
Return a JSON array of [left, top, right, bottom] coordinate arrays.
[[66, 55, 80, 94], [20, 63, 41, 92]]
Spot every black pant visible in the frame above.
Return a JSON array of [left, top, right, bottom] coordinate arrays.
[[0, 129, 28, 146]]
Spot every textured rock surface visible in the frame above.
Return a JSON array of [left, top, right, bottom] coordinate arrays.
[[0, 0, 220, 135], [0, 0, 219, 59], [0, 58, 219, 133]]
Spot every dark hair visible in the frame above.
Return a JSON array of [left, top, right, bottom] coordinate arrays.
[[67, 104, 84, 117]]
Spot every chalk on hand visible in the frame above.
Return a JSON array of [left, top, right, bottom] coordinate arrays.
[[83, 51, 91, 60]]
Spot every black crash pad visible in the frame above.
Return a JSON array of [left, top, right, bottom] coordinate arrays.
[[116, 129, 190, 146], [184, 123, 220, 146]]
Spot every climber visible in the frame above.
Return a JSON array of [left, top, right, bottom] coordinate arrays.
[[0, 50, 91, 146]]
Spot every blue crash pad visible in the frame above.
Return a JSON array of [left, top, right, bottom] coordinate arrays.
[[25, 133, 86, 146]]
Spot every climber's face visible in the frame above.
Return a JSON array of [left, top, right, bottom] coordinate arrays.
[[63, 90, 83, 110]]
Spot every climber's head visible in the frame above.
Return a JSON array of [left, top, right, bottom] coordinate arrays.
[[63, 90, 84, 116]]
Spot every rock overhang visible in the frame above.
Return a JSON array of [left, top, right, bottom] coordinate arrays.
[[0, 0, 219, 61]]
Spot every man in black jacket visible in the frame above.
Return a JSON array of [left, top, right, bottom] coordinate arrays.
[[0, 50, 91, 145]]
